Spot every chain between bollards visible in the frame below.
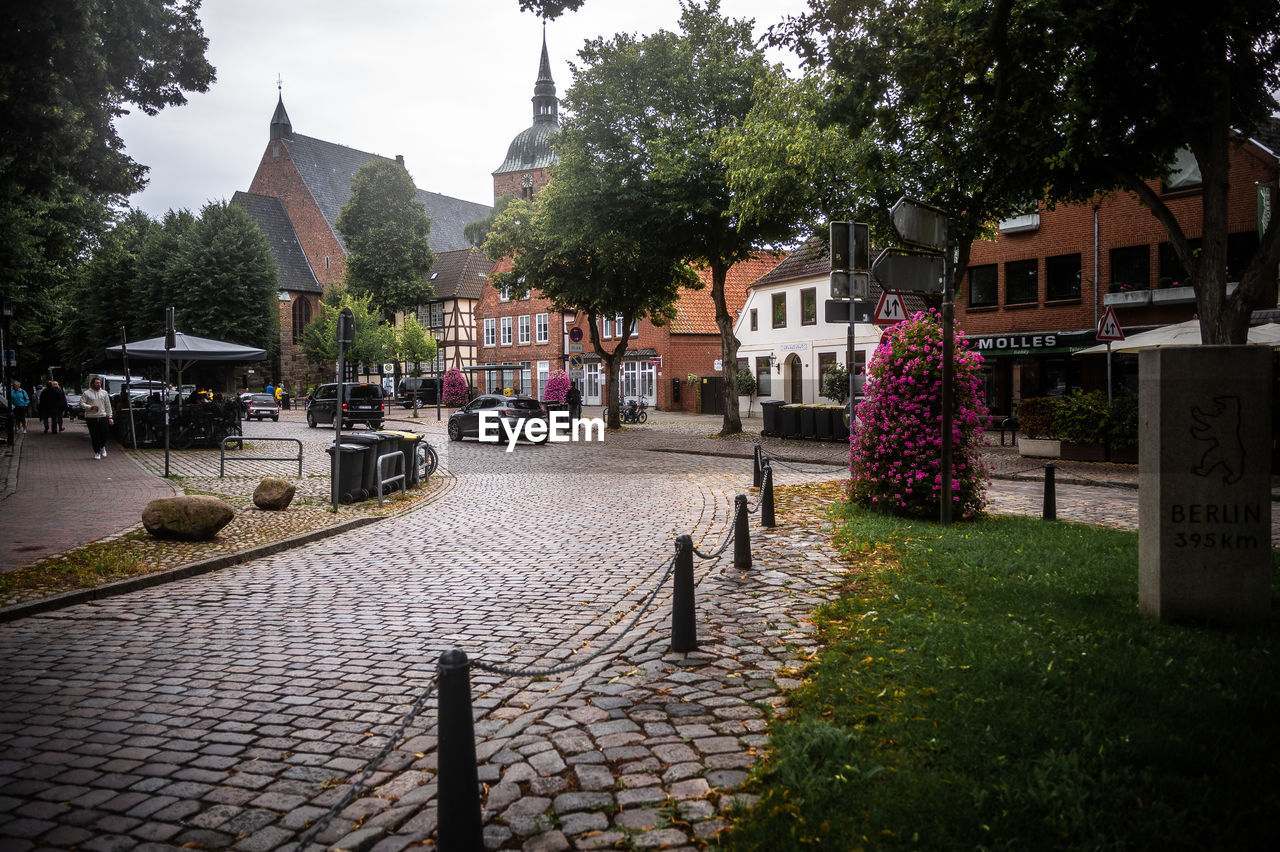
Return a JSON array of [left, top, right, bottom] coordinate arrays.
[[761, 461, 776, 528], [752, 444, 763, 489], [1043, 461, 1057, 521]]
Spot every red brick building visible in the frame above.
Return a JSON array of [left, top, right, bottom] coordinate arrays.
[[957, 134, 1280, 417]]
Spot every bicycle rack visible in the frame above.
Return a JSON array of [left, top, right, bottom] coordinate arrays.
[[375, 451, 406, 504], [219, 436, 304, 477]]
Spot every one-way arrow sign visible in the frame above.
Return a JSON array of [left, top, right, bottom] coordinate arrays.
[[1096, 306, 1125, 342], [873, 292, 908, 326], [871, 249, 945, 294]]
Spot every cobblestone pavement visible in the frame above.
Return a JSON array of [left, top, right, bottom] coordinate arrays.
[[0, 410, 1275, 850]]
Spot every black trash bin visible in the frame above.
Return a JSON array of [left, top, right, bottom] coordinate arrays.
[[340, 433, 392, 498], [377, 430, 422, 488], [760, 400, 784, 436], [779, 404, 802, 439], [326, 443, 369, 504], [798, 405, 818, 439], [814, 405, 835, 441]]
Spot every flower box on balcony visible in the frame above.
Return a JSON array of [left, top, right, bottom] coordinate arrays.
[[1152, 285, 1196, 304], [1103, 289, 1152, 307]]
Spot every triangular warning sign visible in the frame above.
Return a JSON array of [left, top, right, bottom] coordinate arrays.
[[1096, 306, 1125, 342], [873, 292, 908, 326]]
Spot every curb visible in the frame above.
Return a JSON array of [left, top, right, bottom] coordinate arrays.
[[0, 514, 384, 623]]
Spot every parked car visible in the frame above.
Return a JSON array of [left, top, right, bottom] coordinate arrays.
[[447, 393, 548, 444], [245, 393, 280, 421], [306, 382, 385, 430], [65, 392, 82, 420], [396, 376, 440, 408]]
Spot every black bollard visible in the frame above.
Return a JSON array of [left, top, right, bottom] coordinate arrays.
[[733, 494, 752, 569], [761, 462, 776, 528], [1043, 461, 1057, 521], [752, 445, 763, 489], [436, 649, 484, 851], [671, 535, 697, 652]]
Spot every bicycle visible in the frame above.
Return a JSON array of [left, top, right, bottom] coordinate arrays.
[[416, 440, 439, 481]]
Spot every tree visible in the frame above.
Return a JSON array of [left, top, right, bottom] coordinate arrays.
[[135, 208, 197, 336], [336, 159, 435, 319], [0, 0, 215, 335], [394, 314, 437, 417], [301, 288, 393, 378], [485, 179, 696, 429], [516, 0, 584, 17], [463, 193, 516, 248], [165, 201, 278, 349], [562, 0, 792, 435]]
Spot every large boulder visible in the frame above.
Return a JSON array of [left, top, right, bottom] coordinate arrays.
[[253, 477, 296, 511], [142, 495, 234, 541]]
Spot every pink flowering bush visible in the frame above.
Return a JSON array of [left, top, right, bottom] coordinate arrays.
[[442, 366, 470, 407], [543, 369, 571, 404], [850, 311, 989, 519]]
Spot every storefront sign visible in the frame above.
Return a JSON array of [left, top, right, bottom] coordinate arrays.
[[780, 342, 808, 351]]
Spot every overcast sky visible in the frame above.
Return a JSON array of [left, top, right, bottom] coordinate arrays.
[[116, 0, 812, 219]]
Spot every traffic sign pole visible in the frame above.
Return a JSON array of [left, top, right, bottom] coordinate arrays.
[[940, 221, 955, 527]]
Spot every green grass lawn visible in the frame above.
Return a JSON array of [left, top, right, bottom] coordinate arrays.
[[718, 508, 1279, 851]]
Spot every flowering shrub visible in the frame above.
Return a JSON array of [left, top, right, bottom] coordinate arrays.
[[850, 311, 989, 519], [442, 366, 470, 407], [543, 369, 571, 403]]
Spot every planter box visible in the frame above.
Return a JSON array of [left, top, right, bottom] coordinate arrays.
[[1103, 289, 1152, 307], [1018, 437, 1061, 458], [1151, 285, 1195, 304], [1061, 441, 1107, 462], [1108, 444, 1139, 465]]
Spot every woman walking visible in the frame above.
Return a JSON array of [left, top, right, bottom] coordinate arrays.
[[8, 381, 29, 434], [79, 376, 114, 459]]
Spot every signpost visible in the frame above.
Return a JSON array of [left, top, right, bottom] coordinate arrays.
[[830, 220, 872, 415], [333, 307, 355, 512], [872, 292, 908, 326], [1096, 306, 1125, 404], [871, 249, 945, 294]]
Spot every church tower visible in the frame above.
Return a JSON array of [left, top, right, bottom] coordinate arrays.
[[492, 31, 559, 202]]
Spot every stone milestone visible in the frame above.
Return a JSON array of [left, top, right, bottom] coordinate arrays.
[[142, 495, 235, 541], [1138, 345, 1272, 624], [253, 476, 297, 510]]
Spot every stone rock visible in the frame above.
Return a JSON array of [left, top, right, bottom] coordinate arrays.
[[253, 477, 296, 510], [142, 495, 234, 541]]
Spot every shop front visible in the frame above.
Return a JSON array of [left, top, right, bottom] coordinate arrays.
[[964, 329, 1108, 419]]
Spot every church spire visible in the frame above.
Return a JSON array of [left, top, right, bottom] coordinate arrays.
[[270, 75, 292, 140], [532, 28, 558, 127]]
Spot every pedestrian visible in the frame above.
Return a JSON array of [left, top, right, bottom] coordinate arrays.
[[80, 376, 114, 459], [39, 381, 67, 433], [274, 383, 283, 408], [566, 380, 582, 424], [8, 380, 30, 434], [265, 380, 275, 398]]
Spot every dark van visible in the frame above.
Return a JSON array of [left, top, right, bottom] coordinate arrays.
[[306, 383, 385, 430], [396, 376, 440, 408]]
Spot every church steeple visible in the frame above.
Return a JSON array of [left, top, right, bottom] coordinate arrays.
[[532, 29, 558, 127], [270, 77, 292, 141]]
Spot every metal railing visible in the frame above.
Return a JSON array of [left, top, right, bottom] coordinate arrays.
[[218, 436, 303, 477]]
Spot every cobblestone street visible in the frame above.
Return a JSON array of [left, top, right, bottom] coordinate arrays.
[[0, 410, 1275, 850]]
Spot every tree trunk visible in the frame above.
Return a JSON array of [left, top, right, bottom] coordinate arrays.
[[709, 259, 742, 436], [587, 312, 628, 430]]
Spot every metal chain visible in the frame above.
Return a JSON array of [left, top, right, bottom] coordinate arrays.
[[690, 500, 738, 559], [291, 674, 439, 851], [473, 555, 676, 679]]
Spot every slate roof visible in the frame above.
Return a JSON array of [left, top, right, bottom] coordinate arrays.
[[425, 247, 490, 301], [280, 133, 491, 254], [668, 253, 786, 335], [230, 191, 322, 294]]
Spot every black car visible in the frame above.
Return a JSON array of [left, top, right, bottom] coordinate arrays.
[[307, 383, 385, 430], [447, 394, 548, 444]]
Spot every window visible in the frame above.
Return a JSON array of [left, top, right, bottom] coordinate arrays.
[[520, 363, 531, 395], [600, 317, 612, 339], [500, 316, 512, 345], [750, 308, 758, 332], [291, 297, 312, 344], [1158, 239, 1200, 285], [483, 318, 496, 347], [535, 312, 549, 344], [1005, 259, 1038, 304], [499, 284, 509, 302], [615, 314, 637, 337], [429, 303, 445, 328], [537, 361, 549, 399], [968, 264, 997, 308], [772, 293, 786, 328], [1162, 148, 1202, 193], [1109, 245, 1150, 291], [756, 356, 772, 397], [800, 288, 817, 325], [1045, 253, 1081, 301], [518, 315, 531, 345], [818, 352, 837, 398], [1227, 230, 1260, 282]]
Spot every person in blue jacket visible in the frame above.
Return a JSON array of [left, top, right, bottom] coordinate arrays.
[[8, 380, 29, 434]]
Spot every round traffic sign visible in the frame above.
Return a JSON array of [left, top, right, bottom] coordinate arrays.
[[569, 353, 584, 369], [569, 327, 583, 343]]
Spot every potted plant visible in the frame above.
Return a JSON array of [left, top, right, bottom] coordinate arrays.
[[735, 369, 757, 418], [543, 369, 570, 415], [1016, 396, 1061, 458], [1056, 389, 1110, 461]]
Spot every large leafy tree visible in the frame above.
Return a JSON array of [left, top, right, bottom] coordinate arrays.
[[134, 208, 197, 336], [0, 0, 215, 341], [335, 159, 435, 319], [165, 201, 278, 348], [394, 314, 438, 417], [564, 0, 791, 435], [301, 288, 393, 378], [485, 183, 697, 430], [776, 0, 1280, 344]]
